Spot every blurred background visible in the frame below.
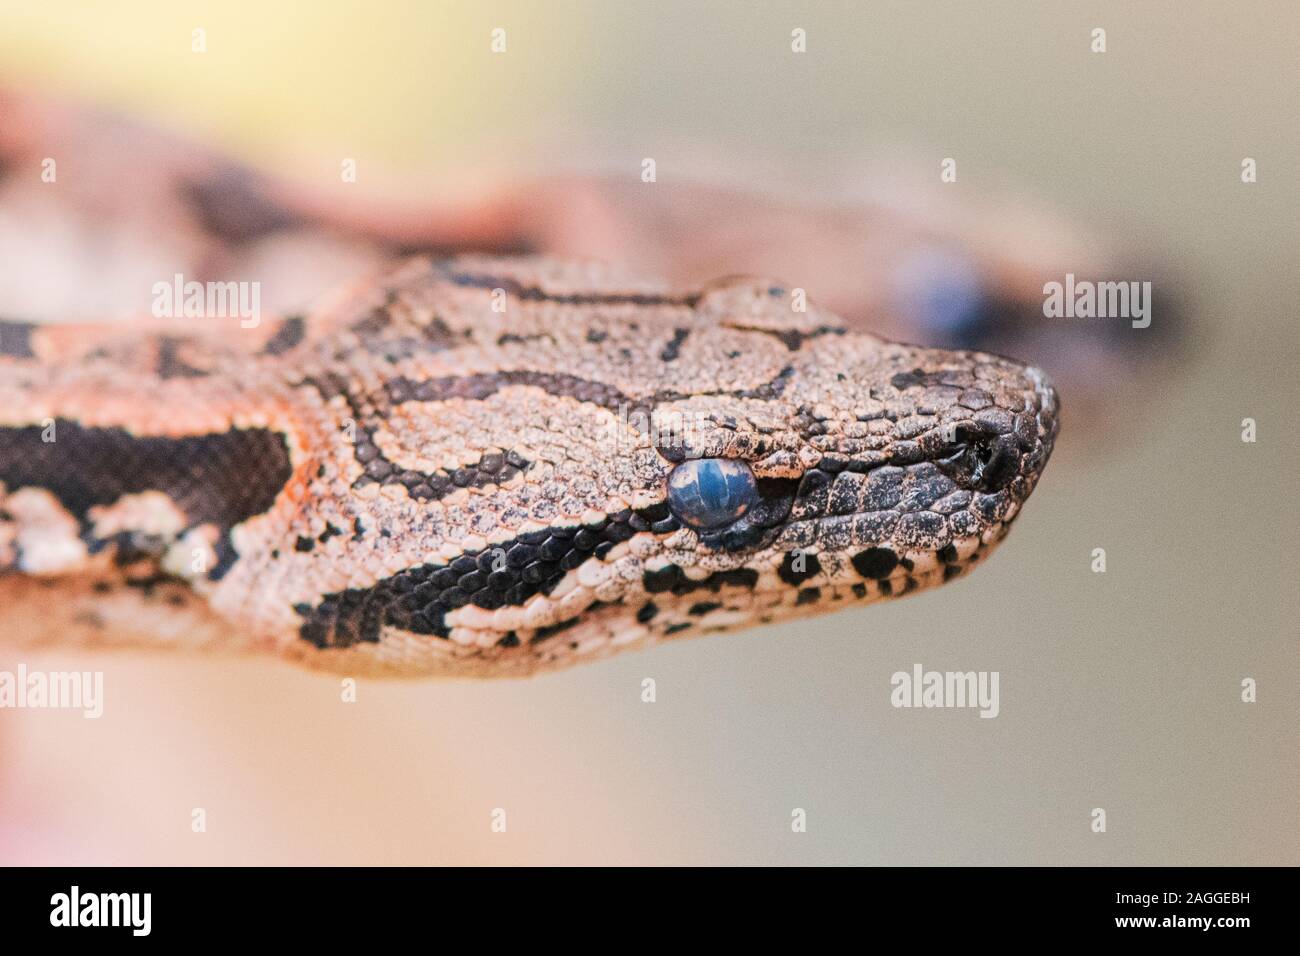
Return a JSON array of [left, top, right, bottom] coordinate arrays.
[[0, 0, 1295, 865]]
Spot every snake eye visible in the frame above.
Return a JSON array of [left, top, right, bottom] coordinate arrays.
[[666, 458, 758, 530]]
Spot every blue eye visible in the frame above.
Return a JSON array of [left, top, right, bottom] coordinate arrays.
[[666, 458, 758, 530]]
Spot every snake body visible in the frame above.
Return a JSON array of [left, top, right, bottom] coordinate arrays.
[[0, 255, 1059, 676]]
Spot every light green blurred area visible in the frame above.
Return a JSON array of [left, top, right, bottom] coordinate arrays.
[[0, 1, 1295, 865]]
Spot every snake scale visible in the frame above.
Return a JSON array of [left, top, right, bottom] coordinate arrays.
[[0, 250, 1058, 676]]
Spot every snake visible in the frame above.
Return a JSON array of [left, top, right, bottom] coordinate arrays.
[[0, 253, 1058, 676], [0, 87, 1060, 671]]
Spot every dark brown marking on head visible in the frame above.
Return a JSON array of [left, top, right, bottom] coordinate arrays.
[[727, 324, 847, 352], [382, 365, 795, 433], [436, 264, 699, 307], [384, 371, 635, 414], [310, 361, 801, 512], [294, 505, 677, 649], [890, 368, 969, 390], [660, 328, 689, 361], [355, 443, 532, 499], [728, 364, 796, 401], [297, 374, 532, 500], [349, 308, 464, 361], [498, 332, 557, 347]]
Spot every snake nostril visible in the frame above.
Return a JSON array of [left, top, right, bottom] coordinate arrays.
[[938, 424, 1021, 492], [974, 435, 1020, 490]]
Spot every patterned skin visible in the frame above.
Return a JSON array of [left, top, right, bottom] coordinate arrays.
[[0, 256, 1058, 676]]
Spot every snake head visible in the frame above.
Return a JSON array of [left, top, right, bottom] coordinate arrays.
[[626, 317, 1060, 644], [277, 262, 1059, 675]]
